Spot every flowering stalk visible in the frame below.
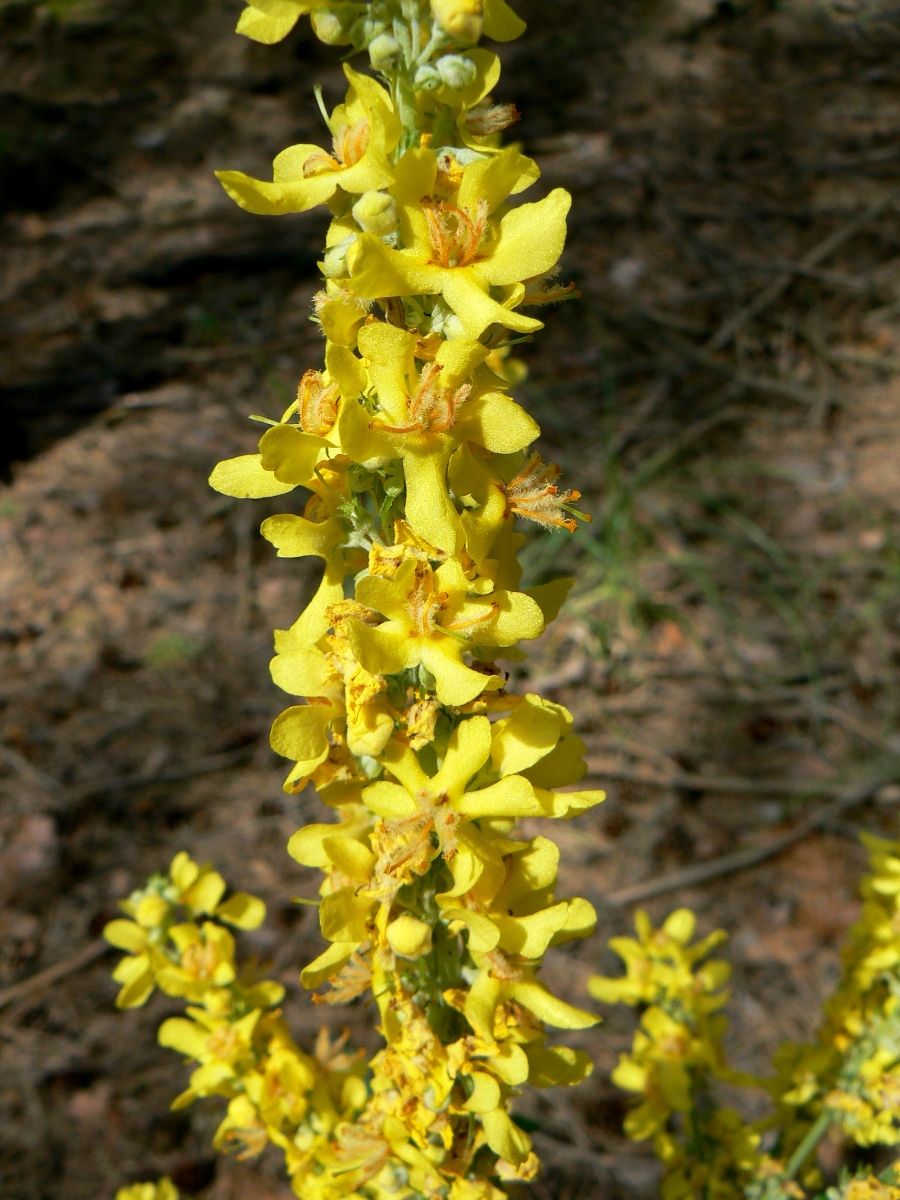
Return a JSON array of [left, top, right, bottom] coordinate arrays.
[[106, 2, 603, 1196], [590, 833, 900, 1199]]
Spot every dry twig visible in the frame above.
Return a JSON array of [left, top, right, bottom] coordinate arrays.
[[605, 770, 898, 907], [0, 941, 108, 1013]]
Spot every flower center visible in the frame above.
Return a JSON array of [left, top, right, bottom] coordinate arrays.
[[405, 563, 448, 638], [302, 119, 370, 176], [423, 199, 488, 269], [181, 939, 219, 980], [371, 362, 471, 436]]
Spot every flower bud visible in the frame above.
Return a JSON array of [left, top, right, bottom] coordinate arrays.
[[351, 191, 398, 236], [387, 914, 433, 958], [414, 63, 442, 92], [431, 0, 483, 43], [436, 53, 477, 90], [320, 234, 355, 279], [310, 10, 351, 45], [368, 31, 401, 71]]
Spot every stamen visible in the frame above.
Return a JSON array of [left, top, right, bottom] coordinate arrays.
[[370, 362, 471, 436], [503, 454, 588, 533], [296, 369, 340, 436], [302, 119, 369, 177], [423, 199, 489, 269]]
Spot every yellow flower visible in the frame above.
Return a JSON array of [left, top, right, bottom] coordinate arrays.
[[235, 0, 334, 44], [347, 148, 571, 338], [216, 66, 400, 215], [104, 854, 265, 1006], [589, 907, 730, 1010], [441, 833, 596, 960], [159, 1007, 262, 1107], [209, 353, 363, 502], [154, 921, 237, 1001], [363, 716, 542, 869], [339, 321, 538, 552], [345, 556, 543, 706]]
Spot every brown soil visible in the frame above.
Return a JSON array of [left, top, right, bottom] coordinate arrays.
[[2, 1, 899, 1197]]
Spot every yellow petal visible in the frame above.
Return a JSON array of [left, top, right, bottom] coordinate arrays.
[[402, 446, 461, 554], [478, 189, 571, 287], [235, 0, 301, 43], [215, 167, 340, 215], [510, 980, 599, 1029], [441, 268, 542, 339], [181, 870, 226, 915], [491, 694, 566, 775], [300, 941, 357, 989], [435, 715, 492, 797], [482, 1108, 531, 1164], [536, 787, 606, 818], [216, 892, 266, 930], [443, 907, 499, 954], [208, 454, 294, 499], [420, 641, 496, 707], [552, 897, 597, 944], [380, 741, 429, 793], [464, 972, 501, 1039], [269, 703, 336, 763], [483, 0, 526, 40], [455, 775, 539, 819], [458, 146, 536, 214], [495, 904, 570, 959], [526, 1045, 593, 1088], [322, 833, 376, 881], [346, 622, 414, 679], [158, 1017, 207, 1060], [361, 780, 416, 819], [459, 392, 539, 454], [319, 887, 372, 942], [526, 577, 573, 624], [347, 235, 442, 300], [288, 822, 335, 868], [465, 1071, 502, 1114], [260, 513, 343, 559], [103, 919, 146, 953], [473, 588, 544, 647], [258, 426, 328, 485]]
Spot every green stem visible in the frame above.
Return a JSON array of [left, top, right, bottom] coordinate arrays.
[[784, 1109, 832, 1181]]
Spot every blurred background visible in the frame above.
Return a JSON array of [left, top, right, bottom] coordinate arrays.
[[2, 0, 899, 1196]]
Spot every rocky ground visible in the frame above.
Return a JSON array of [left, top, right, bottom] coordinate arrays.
[[2, 0, 900, 1196]]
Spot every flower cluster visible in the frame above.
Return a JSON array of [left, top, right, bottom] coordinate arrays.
[[115, 1182, 179, 1200], [107, 2, 602, 1197], [593, 834, 900, 1199], [775, 833, 900, 1151], [106, 853, 370, 1176], [589, 908, 765, 1198]]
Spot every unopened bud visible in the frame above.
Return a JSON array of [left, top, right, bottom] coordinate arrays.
[[436, 53, 477, 90], [351, 191, 398, 236], [320, 234, 355, 279], [414, 63, 442, 91], [387, 914, 433, 958], [368, 31, 401, 70], [431, 0, 483, 43], [310, 10, 351, 45]]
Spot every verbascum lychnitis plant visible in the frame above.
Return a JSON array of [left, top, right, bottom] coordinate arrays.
[[590, 831, 900, 1199], [105, 2, 605, 1197]]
